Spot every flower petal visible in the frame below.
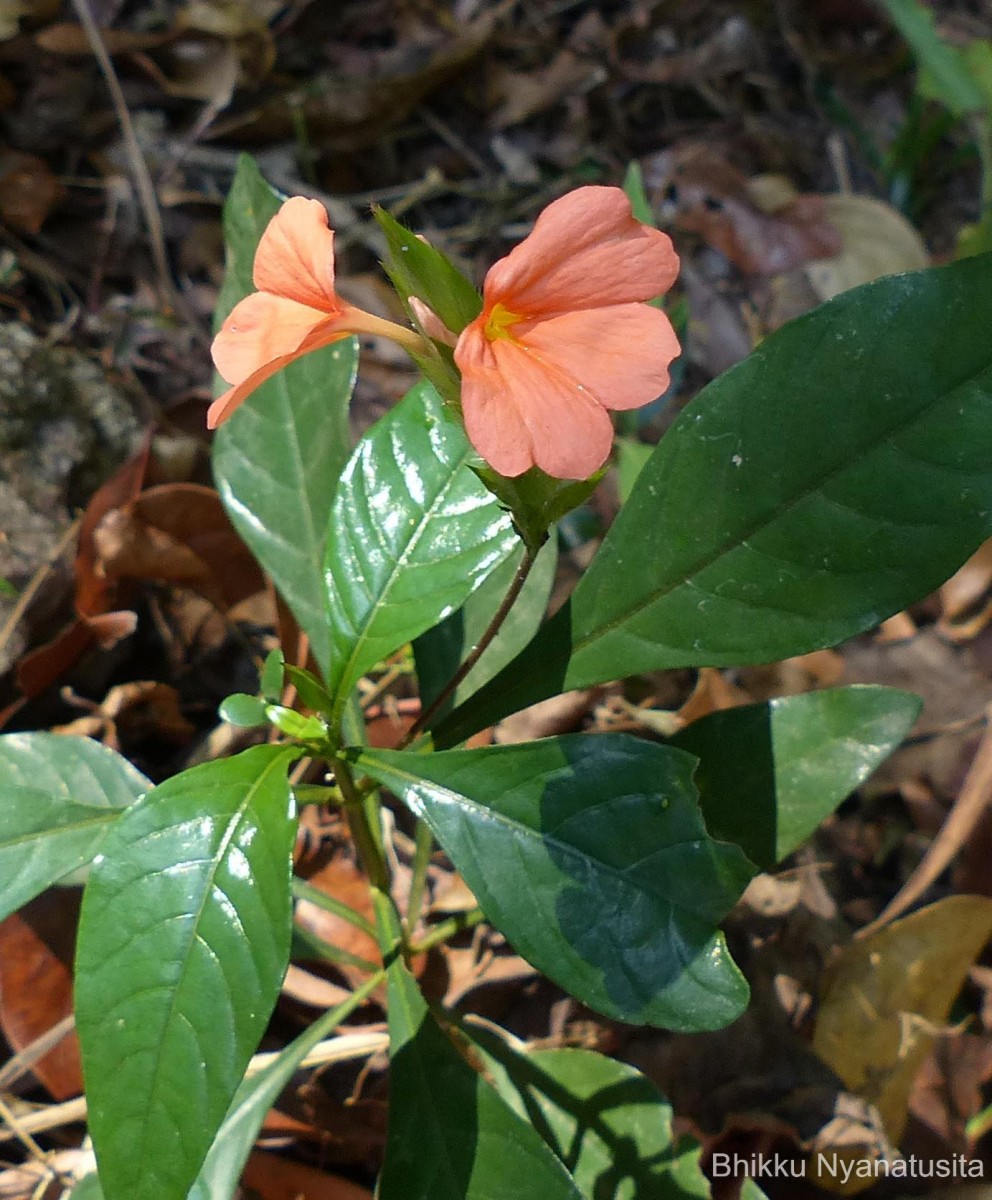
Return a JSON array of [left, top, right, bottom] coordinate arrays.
[[207, 358, 293, 428], [212, 291, 346, 386], [517, 304, 681, 411], [457, 324, 614, 479], [252, 196, 341, 312], [483, 186, 680, 315]]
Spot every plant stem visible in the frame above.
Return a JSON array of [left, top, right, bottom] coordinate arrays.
[[335, 757, 391, 891], [404, 820, 434, 937], [398, 543, 538, 748], [292, 877, 379, 939], [293, 922, 381, 974], [408, 908, 485, 954]]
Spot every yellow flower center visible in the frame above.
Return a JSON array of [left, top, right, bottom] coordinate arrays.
[[484, 302, 522, 342]]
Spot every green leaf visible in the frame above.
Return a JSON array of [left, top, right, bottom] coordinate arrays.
[[472, 1035, 711, 1199], [75, 745, 296, 1200], [622, 161, 655, 226], [357, 736, 751, 1030], [882, 0, 986, 116], [259, 648, 284, 701], [219, 693, 269, 727], [374, 204, 482, 336], [324, 381, 519, 723], [436, 254, 992, 745], [378, 940, 582, 1200], [0, 731, 149, 807], [212, 156, 358, 675], [187, 971, 385, 1200], [0, 790, 119, 922], [614, 436, 654, 504], [0, 734, 150, 915], [673, 686, 922, 870], [413, 538, 557, 719]]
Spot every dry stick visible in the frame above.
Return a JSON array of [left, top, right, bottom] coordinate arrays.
[[70, 0, 173, 305], [856, 704, 992, 939], [397, 543, 539, 750]]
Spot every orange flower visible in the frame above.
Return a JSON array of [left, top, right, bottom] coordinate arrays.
[[453, 186, 681, 479], [209, 197, 425, 429]]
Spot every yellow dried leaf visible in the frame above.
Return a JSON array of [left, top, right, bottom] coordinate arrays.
[[805, 196, 930, 302], [813, 896, 992, 1162]]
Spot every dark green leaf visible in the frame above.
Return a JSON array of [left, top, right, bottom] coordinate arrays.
[[614, 436, 653, 503], [324, 381, 519, 723], [414, 538, 556, 719], [472, 1034, 711, 1199], [219, 693, 268, 727], [378, 944, 582, 1200], [437, 255, 992, 744], [76, 745, 296, 1200], [673, 686, 922, 870], [374, 204, 482, 336], [357, 736, 751, 1029], [212, 156, 357, 675]]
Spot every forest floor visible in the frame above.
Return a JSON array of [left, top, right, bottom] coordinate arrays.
[[3, 2, 992, 1198]]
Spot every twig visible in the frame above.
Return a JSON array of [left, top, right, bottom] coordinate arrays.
[[856, 704, 992, 938], [69, 0, 173, 304], [0, 517, 81, 663]]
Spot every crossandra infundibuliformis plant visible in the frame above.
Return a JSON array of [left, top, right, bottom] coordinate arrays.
[[5, 152, 992, 1200]]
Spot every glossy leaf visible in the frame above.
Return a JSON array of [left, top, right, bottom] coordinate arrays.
[[474, 1037, 711, 1199], [673, 686, 922, 870], [436, 255, 992, 744], [413, 538, 556, 719], [219, 693, 268, 727], [324, 381, 519, 722], [378, 938, 582, 1200], [0, 733, 149, 916], [357, 736, 751, 1030], [212, 156, 357, 674], [0, 789, 119, 922], [75, 745, 296, 1200], [0, 731, 149, 807]]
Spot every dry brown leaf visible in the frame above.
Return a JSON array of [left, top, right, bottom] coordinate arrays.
[[0, 147, 62, 233], [646, 144, 842, 275], [0, 892, 82, 1100], [813, 896, 992, 1164], [243, 1149, 373, 1200]]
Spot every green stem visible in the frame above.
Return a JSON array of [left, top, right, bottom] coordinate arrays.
[[292, 877, 379, 939], [404, 820, 434, 938], [398, 543, 539, 748], [408, 907, 485, 954], [293, 922, 381, 974], [335, 757, 391, 891]]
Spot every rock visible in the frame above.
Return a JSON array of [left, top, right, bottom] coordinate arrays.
[[0, 324, 141, 673]]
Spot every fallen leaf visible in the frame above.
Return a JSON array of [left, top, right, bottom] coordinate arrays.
[[805, 195, 930, 301], [813, 897, 992, 1155], [646, 144, 842, 275], [0, 891, 82, 1100]]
